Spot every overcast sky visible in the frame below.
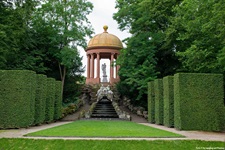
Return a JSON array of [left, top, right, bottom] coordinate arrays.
[[79, 0, 130, 78]]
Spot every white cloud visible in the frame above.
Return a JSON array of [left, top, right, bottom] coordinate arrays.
[[79, 0, 130, 79]]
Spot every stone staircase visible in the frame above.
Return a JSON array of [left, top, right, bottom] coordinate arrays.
[[91, 99, 119, 118]]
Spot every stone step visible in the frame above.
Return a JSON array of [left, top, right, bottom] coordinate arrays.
[[93, 109, 117, 112], [97, 103, 111, 105], [93, 110, 116, 113], [95, 107, 114, 109], [93, 110, 116, 112], [96, 103, 112, 106], [96, 103, 112, 105], [95, 104, 113, 106], [91, 98, 119, 119], [91, 114, 118, 118], [92, 112, 117, 114], [96, 105, 113, 107], [95, 104, 113, 107], [95, 107, 114, 110], [98, 100, 111, 102], [92, 114, 118, 116]]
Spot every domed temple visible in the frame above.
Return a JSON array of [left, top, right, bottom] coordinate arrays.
[[85, 25, 123, 84]]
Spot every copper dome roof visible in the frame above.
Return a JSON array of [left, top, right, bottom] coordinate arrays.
[[86, 25, 123, 50]]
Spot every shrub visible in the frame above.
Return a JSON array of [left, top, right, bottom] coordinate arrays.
[[0, 70, 36, 129], [174, 73, 225, 131], [61, 103, 77, 118], [34, 74, 47, 125], [54, 81, 62, 120], [148, 81, 155, 123], [45, 78, 55, 123], [76, 99, 84, 109], [163, 76, 174, 128], [154, 79, 164, 125]]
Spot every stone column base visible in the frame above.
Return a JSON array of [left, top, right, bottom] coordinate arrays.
[[86, 78, 101, 84], [102, 75, 108, 82], [110, 78, 120, 84]]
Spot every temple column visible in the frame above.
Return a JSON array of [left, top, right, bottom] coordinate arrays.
[[96, 53, 100, 78], [87, 54, 90, 78], [116, 65, 120, 79], [90, 53, 94, 78], [115, 54, 119, 79], [110, 53, 114, 80]]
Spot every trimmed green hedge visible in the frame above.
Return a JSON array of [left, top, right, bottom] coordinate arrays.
[[34, 74, 47, 125], [154, 79, 164, 125], [163, 76, 174, 128], [0, 70, 36, 129], [0, 70, 63, 128], [29, 72, 36, 126], [54, 81, 62, 120], [174, 73, 225, 131], [148, 81, 155, 123], [45, 78, 56, 123]]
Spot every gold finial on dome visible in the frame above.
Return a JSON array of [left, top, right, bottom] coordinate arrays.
[[103, 25, 108, 33]]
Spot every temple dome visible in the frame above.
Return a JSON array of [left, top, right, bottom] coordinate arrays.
[[86, 25, 123, 50]]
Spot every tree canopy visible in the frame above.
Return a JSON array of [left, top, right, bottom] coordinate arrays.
[[167, 0, 225, 73], [33, 0, 93, 93], [0, 0, 94, 103], [114, 0, 225, 108]]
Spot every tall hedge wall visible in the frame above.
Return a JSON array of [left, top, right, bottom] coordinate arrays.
[[0, 70, 36, 129], [163, 76, 174, 128], [148, 81, 155, 123], [34, 74, 47, 125], [174, 73, 225, 131], [154, 79, 164, 125], [45, 78, 56, 123], [54, 81, 62, 120]]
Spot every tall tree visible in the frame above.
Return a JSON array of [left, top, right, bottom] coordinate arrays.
[[0, 0, 42, 71], [0, 0, 94, 101], [0, 1, 24, 69], [167, 0, 225, 73], [114, 0, 180, 107], [114, 0, 225, 107], [34, 0, 93, 93]]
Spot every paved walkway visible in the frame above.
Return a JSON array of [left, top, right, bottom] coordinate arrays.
[[0, 120, 224, 142], [141, 123, 225, 142]]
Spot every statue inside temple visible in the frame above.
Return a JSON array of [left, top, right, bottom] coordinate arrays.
[[102, 63, 106, 76], [102, 63, 108, 82]]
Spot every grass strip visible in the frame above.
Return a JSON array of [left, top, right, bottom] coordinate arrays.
[[26, 120, 183, 138], [0, 138, 224, 150]]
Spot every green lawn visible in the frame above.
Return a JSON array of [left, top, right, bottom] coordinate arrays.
[[0, 138, 224, 150], [26, 120, 183, 138]]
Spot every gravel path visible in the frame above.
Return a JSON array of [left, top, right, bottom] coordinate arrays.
[[0, 121, 71, 139], [141, 123, 225, 142]]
